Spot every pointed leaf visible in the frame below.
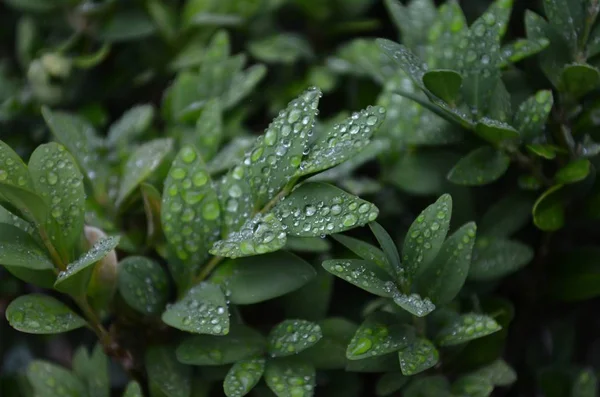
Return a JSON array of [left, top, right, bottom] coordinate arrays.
[[145, 346, 191, 397], [217, 163, 254, 236], [468, 236, 534, 281], [470, 359, 517, 387], [162, 146, 221, 283], [404, 376, 451, 397], [297, 106, 386, 177], [161, 282, 229, 335], [543, 0, 584, 51], [533, 185, 565, 231], [296, 317, 358, 369], [369, 222, 402, 279], [322, 259, 395, 297], [527, 144, 560, 159], [27, 360, 87, 397], [555, 159, 591, 184], [0, 140, 33, 189], [210, 251, 316, 304], [427, 0, 468, 68], [224, 64, 267, 109], [447, 146, 510, 186], [73, 344, 109, 397], [117, 138, 173, 206], [265, 359, 315, 397], [377, 39, 427, 88], [398, 338, 439, 375], [268, 319, 322, 357], [0, 223, 53, 270], [0, 182, 47, 225], [514, 90, 554, 141], [118, 256, 170, 315], [452, 375, 493, 397], [6, 294, 86, 334], [209, 213, 286, 259], [194, 98, 222, 161], [29, 142, 85, 261], [54, 236, 120, 295], [385, 0, 437, 52], [347, 312, 414, 360], [0, 205, 36, 235], [402, 194, 452, 281], [422, 70, 462, 104], [274, 182, 378, 237], [123, 382, 143, 397], [391, 290, 436, 317], [177, 325, 265, 365], [331, 234, 392, 275], [474, 118, 519, 144], [561, 63, 600, 98], [500, 38, 550, 66], [419, 222, 477, 304], [437, 313, 501, 346], [572, 368, 598, 397], [107, 104, 155, 146], [224, 357, 265, 397]]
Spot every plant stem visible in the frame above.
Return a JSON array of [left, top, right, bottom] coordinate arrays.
[[76, 295, 111, 346]]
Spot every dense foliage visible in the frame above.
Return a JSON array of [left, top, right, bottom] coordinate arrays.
[[1, 0, 600, 396]]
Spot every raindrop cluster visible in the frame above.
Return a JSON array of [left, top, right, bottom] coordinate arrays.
[[0, 141, 31, 187], [398, 338, 439, 375], [322, 259, 392, 297], [6, 294, 86, 334], [224, 357, 265, 397], [391, 289, 436, 317], [437, 313, 501, 346], [347, 315, 412, 360], [27, 360, 86, 396], [268, 319, 322, 357], [118, 256, 169, 315], [265, 360, 315, 397]]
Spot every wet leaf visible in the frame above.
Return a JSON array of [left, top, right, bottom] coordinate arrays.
[[54, 236, 120, 295], [377, 39, 427, 88], [419, 222, 476, 305], [447, 146, 510, 186], [73, 344, 109, 397], [224, 357, 265, 397], [0, 205, 36, 235], [542, 0, 584, 51], [249, 33, 313, 64], [422, 69, 462, 104], [474, 118, 519, 144], [0, 140, 33, 189], [268, 319, 322, 357], [177, 325, 265, 365], [296, 317, 357, 369], [264, 359, 315, 397], [346, 353, 401, 373], [331, 234, 392, 275], [210, 213, 286, 259], [211, 251, 315, 304], [6, 294, 86, 334], [161, 282, 229, 335], [513, 90, 553, 141], [385, 0, 437, 53], [470, 359, 517, 387], [118, 256, 169, 315], [193, 98, 223, 161], [499, 38, 550, 66], [209, 137, 254, 174], [217, 163, 254, 236], [469, 236, 533, 281], [27, 360, 86, 397], [141, 183, 162, 245], [427, 0, 468, 69], [28, 142, 85, 262], [561, 63, 600, 98], [437, 313, 501, 346], [0, 223, 53, 272], [347, 312, 414, 360], [555, 159, 591, 184], [402, 194, 452, 281], [107, 104, 155, 147], [391, 290, 436, 317], [145, 346, 191, 397], [533, 185, 565, 231], [572, 368, 598, 397], [322, 259, 394, 297], [123, 381, 143, 397], [274, 182, 378, 237], [117, 138, 173, 206], [369, 222, 403, 280], [375, 372, 408, 396], [398, 338, 439, 375], [452, 375, 493, 397]]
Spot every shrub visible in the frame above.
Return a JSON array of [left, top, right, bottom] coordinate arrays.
[[1, 0, 600, 396]]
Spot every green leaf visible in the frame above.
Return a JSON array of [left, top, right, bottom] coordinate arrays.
[[561, 63, 600, 98], [192, 98, 223, 161], [542, 0, 584, 52], [265, 359, 316, 397], [469, 236, 534, 281], [123, 381, 143, 397], [331, 234, 392, 275], [217, 163, 254, 236], [268, 319, 322, 357], [375, 372, 409, 396], [249, 33, 313, 64], [479, 192, 534, 237], [403, 376, 451, 397], [145, 346, 191, 397], [0, 205, 36, 235], [474, 118, 519, 144], [161, 145, 221, 285], [28, 142, 85, 261], [369, 222, 402, 280], [27, 360, 86, 397], [555, 159, 591, 184], [72, 344, 109, 397], [572, 368, 598, 397], [210, 251, 316, 304], [161, 282, 229, 335], [6, 294, 86, 334], [427, 0, 468, 69], [0, 223, 53, 271], [117, 138, 173, 206], [418, 222, 476, 305], [281, 266, 333, 322], [402, 194, 452, 281], [391, 290, 436, 317], [527, 144, 560, 159], [98, 10, 157, 42], [398, 338, 439, 376], [347, 312, 414, 360], [224, 357, 265, 397], [470, 359, 517, 387], [447, 146, 510, 186], [210, 213, 286, 258], [376, 39, 426, 88], [533, 185, 565, 231], [437, 313, 501, 346], [386, 150, 457, 195], [107, 104, 155, 147], [274, 182, 378, 237], [499, 38, 550, 66], [296, 317, 358, 369], [285, 236, 331, 253], [346, 353, 401, 373], [322, 259, 395, 297], [141, 183, 163, 245], [0, 181, 48, 227], [177, 325, 265, 365], [452, 375, 493, 397], [54, 236, 120, 295], [118, 256, 169, 315], [209, 137, 254, 174], [385, 0, 437, 54], [297, 106, 386, 177], [422, 70, 462, 104], [0, 140, 33, 189]]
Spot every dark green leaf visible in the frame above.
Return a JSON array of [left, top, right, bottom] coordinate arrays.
[[107, 104, 155, 147], [0, 205, 36, 235], [322, 259, 395, 297], [514, 90, 553, 141], [419, 222, 476, 305], [281, 265, 333, 322], [193, 98, 223, 161], [296, 317, 357, 369], [54, 236, 120, 295], [217, 162, 254, 236], [469, 236, 534, 281], [427, 0, 468, 69], [0, 182, 47, 228], [377, 39, 426, 88], [27, 360, 86, 397], [141, 183, 163, 245], [527, 144, 560, 159], [6, 294, 86, 334], [161, 282, 229, 335], [447, 146, 510, 186], [375, 372, 408, 396], [224, 357, 265, 397], [572, 368, 598, 397], [555, 159, 591, 184], [285, 236, 331, 253], [437, 313, 501, 346], [331, 234, 392, 275], [422, 70, 462, 104], [346, 353, 401, 373], [385, 0, 437, 54], [123, 382, 143, 397], [391, 290, 436, 317], [118, 256, 169, 315], [0, 223, 53, 271], [268, 319, 322, 357], [480, 192, 534, 237], [404, 376, 451, 397], [561, 63, 600, 98], [470, 359, 517, 387], [347, 312, 414, 360], [210, 251, 316, 304], [452, 375, 493, 397], [398, 338, 439, 375], [533, 184, 565, 231], [499, 38, 550, 66], [145, 346, 191, 397], [72, 344, 109, 397], [543, 0, 584, 51], [98, 10, 157, 42], [264, 359, 315, 397], [387, 150, 457, 195], [0, 140, 33, 189], [369, 221, 402, 280], [177, 325, 265, 365], [249, 33, 313, 64], [474, 118, 519, 144]]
